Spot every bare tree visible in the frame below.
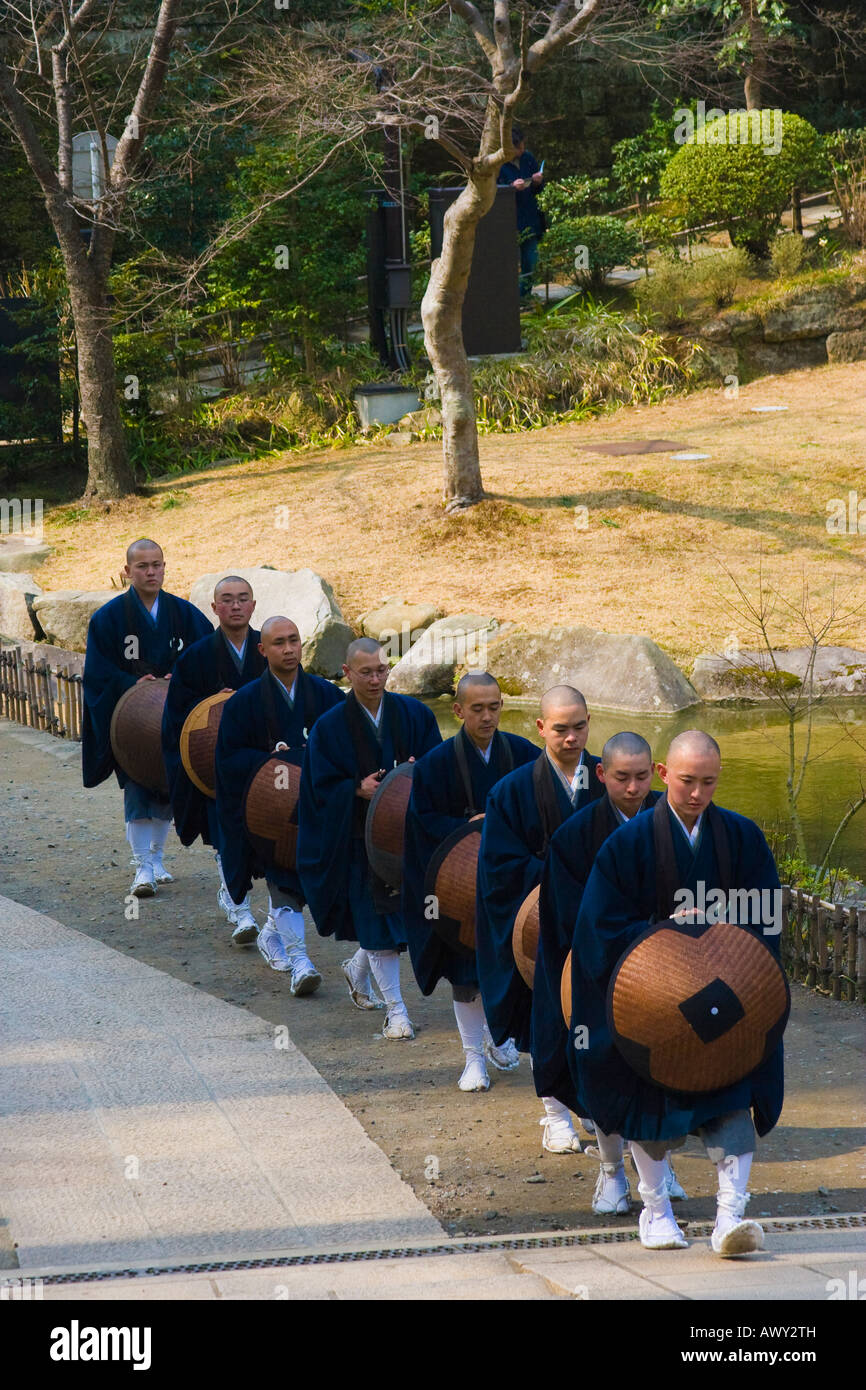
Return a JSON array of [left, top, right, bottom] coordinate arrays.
[[229, 2, 609, 511], [0, 2, 245, 500]]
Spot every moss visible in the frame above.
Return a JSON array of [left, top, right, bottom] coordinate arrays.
[[496, 676, 525, 697], [730, 664, 801, 693]]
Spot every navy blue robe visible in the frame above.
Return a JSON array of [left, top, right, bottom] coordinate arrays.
[[402, 727, 538, 995], [298, 691, 441, 951], [476, 751, 604, 1052], [82, 588, 211, 791], [161, 626, 267, 850], [533, 790, 660, 1108], [568, 800, 784, 1141], [216, 666, 344, 903]]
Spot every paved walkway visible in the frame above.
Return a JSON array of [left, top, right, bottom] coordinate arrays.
[[1, 894, 863, 1301]]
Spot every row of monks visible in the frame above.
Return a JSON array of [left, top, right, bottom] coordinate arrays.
[[82, 541, 786, 1258]]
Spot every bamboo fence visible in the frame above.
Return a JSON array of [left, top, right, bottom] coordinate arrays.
[[0, 642, 82, 740]]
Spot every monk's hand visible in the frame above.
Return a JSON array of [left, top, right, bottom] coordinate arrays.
[[274, 742, 289, 753], [357, 772, 382, 800], [512, 177, 527, 190], [221, 686, 234, 693], [136, 674, 156, 684], [469, 813, 485, 822], [531, 171, 543, 184]]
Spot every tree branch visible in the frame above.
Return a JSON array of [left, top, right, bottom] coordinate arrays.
[[448, 0, 497, 63], [528, 0, 602, 71]]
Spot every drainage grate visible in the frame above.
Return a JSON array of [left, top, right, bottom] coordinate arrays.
[[29, 1213, 866, 1286]]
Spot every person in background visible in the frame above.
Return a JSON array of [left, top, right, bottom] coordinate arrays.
[[498, 126, 546, 303]]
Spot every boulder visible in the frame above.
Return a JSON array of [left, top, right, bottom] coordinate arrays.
[[387, 614, 506, 695], [760, 292, 862, 343], [476, 626, 700, 713], [0, 538, 53, 572], [359, 597, 443, 657], [396, 406, 442, 433], [826, 329, 866, 365], [692, 646, 866, 702], [189, 566, 353, 678], [696, 343, 739, 380], [0, 571, 43, 641], [31, 590, 115, 651]]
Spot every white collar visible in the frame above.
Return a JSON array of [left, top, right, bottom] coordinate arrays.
[[225, 631, 247, 658], [278, 672, 297, 702], [612, 801, 632, 824], [362, 699, 383, 728], [547, 748, 585, 794], [138, 591, 159, 620], [669, 804, 703, 847], [473, 738, 493, 763]]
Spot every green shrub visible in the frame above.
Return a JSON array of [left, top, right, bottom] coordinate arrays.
[[660, 111, 823, 257], [693, 246, 751, 308], [542, 215, 640, 289], [770, 232, 806, 279], [635, 255, 694, 327], [538, 175, 613, 222]]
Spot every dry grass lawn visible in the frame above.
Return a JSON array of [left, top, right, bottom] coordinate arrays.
[[41, 360, 866, 667]]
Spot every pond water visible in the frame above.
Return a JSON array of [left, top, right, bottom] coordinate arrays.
[[426, 696, 866, 880]]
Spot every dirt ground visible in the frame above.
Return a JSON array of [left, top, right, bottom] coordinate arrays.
[[2, 720, 864, 1237], [38, 360, 866, 668]]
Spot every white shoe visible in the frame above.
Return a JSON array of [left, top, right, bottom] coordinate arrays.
[[256, 919, 292, 972], [342, 955, 384, 1011], [665, 1161, 688, 1201], [637, 1179, 688, 1249], [231, 904, 259, 946], [289, 959, 322, 997], [151, 857, 174, 884], [130, 859, 156, 898], [592, 1161, 631, 1215], [458, 1050, 490, 1091], [711, 1193, 764, 1257], [541, 1115, 583, 1154], [382, 1005, 415, 1039], [484, 1036, 520, 1071]]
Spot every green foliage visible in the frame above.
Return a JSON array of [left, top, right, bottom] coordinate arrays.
[[537, 175, 613, 222], [692, 246, 750, 307], [660, 111, 823, 256], [770, 231, 806, 278], [542, 215, 640, 289], [611, 108, 679, 206], [635, 255, 694, 327], [471, 300, 697, 432], [648, 1, 797, 77]]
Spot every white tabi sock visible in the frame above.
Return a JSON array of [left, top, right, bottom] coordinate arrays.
[[716, 1151, 753, 1201], [349, 947, 370, 977], [149, 819, 171, 855], [541, 1095, 573, 1125], [271, 906, 306, 950], [453, 997, 486, 1055], [367, 950, 404, 1010], [629, 1143, 670, 1191], [127, 819, 154, 862], [594, 1125, 625, 1166]]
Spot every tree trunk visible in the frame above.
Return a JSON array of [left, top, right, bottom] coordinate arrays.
[[421, 173, 497, 511], [68, 279, 136, 499], [742, 2, 767, 111]]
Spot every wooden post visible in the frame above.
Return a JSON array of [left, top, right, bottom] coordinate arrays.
[[780, 885, 792, 976], [806, 896, 818, 988], [817, 902, 831, 995], [832, 905, 845, 1001], [847, 908, 858, 1003], [858, 908, 866, 1006]]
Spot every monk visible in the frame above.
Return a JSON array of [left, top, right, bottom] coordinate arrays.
[[534, 732, 686, 1213], [162, 576, 266, 943], [402, 672, 537, 1091], [569, 731, 783, 1255], [297, 637, 442, 1037], [82, 539, 211, 898], [476, 685, 603, 1151], [215, 616, 344, 993]]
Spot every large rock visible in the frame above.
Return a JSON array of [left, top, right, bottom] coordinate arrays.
[[31, 590, 115, 652], [189, 566, 353, 677], [692, 646, 866, 702], [0, 538, 53, 572], [761, 293, 866, 343], [387, 614, 506, 695], [359, 597, 443, 656], [0, 572, 43, 641], [477, 626, 700, 713], [826, 329, 866, 365]]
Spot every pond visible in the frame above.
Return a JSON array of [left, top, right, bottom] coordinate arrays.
[[426, 696, 866, 881]]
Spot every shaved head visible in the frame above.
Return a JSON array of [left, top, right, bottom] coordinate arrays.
[[455, 671, 500, 703], [346, 636, 386, 666], [602, 731, 652, 769], [126, 538, 163, 563], [260, 615, 299, 641], [539, 684, 586, 719], [666, 730, 721, 765], [258, 616, 301, 682], [214, 574, 252, 599]]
